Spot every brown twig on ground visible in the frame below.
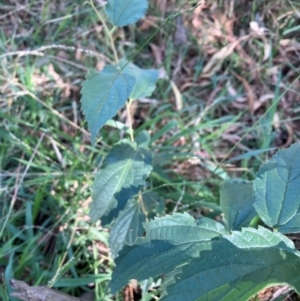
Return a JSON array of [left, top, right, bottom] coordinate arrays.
[[10, 280, 86, 301]]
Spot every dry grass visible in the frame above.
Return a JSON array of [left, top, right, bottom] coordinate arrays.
[[1, 0, 300, 300]]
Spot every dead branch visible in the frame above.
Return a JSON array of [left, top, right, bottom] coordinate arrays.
[[10, 279, 88, 301]]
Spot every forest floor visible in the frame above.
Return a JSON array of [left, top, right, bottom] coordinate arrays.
[[1, 0, 300, 300]]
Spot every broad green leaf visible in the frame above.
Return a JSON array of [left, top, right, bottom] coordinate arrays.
[[119, 59, 159, 100], [220, 179, 256, 231], [89, 140, 153, 223], [110, 213, 227, 293], [100, 146, 153, 226], [161, 227, 300, 301], [109, 200, 145, 259], [100, 198, 124, 226], [105, 0, 148, 27], [80, 67, 136, 144], [253, 143, 300, 233]]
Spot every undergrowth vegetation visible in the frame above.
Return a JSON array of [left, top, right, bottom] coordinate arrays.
[[1, 0, 300, 301]]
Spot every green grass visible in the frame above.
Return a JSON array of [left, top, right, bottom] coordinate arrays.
[[1, 0, 300, 300]]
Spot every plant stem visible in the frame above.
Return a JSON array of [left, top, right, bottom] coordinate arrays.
[[249, 216, 262, 228], [138, 192, 148, 221], [89, 0, 119, 62], [48, 210, 76, 288], [126, 99, 134, 142]]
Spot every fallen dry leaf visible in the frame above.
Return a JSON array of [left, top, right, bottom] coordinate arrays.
[[231, 70, 255, 114], [201, 36, 249, 76]]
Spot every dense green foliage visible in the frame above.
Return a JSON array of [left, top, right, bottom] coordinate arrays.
[[108, 144, 300, 300], [79, 0, 300, 300], [2, 0, 300, 300]]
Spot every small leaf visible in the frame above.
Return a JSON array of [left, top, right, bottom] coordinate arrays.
[[109, 200, 145, 259], [105, 0, 148, 27], [119, 59, 159, 100], [105, 119, 130, 134], [80, 66, 136, 144], [253, 143, 300, 233], [90, 140, 153, 223], [135, 131, 151, 148], [110, 213, 227, 293], [220, 179, 256, 231], [141, 191, 165, 218], [161, 227, 300, 301]]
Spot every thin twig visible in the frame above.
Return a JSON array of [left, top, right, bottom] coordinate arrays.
[[10, 279, 83, 301], [0, 44, 111, 62], [173, 181, 186, 212], [269, 286, 292, 301], [89, 0, 119, 62], [126, 100, 134, 142]]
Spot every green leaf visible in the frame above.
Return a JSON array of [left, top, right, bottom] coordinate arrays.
[[220, 179, 256, 231], [161, 227, 300, 301], [135, 131, 151, 148], [100, 146, 153, 226], [141, 191, 165, 218], [80, 67, 136, 144], [110, 213, 227, 293], [105, 0, 148, 27], [253, 143, 300, 233], [89, 140, 153, 223], [109, 200, 145, 259], [105, 119, 130, 134], [119, 59, 159, 100]]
